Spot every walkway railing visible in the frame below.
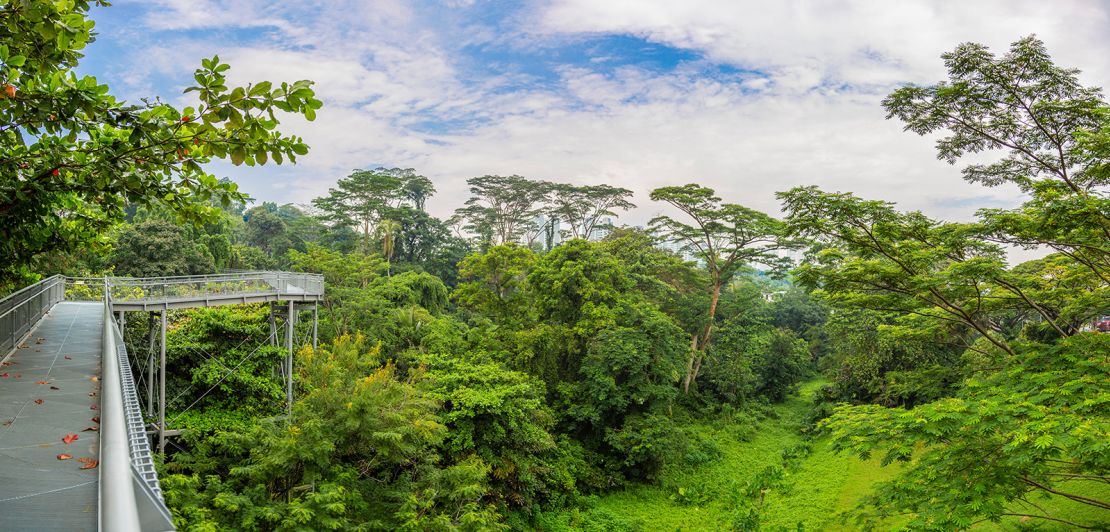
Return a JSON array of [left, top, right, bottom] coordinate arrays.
[[0, 275, 65, 353], [102, 285, 175, 531]]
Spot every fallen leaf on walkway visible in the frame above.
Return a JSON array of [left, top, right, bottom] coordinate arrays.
[[91, 416, 99, 423], [33, 399, 43, 405], [90, 376, 98, 383], [88, 392, 96, 397], [64, 356, 71, 360], [0, 373, 7, 378], [56, 453, 72, 460], [62, 434, 78, 444], [35, 380, 49, 384], [50, 386, 60, 390], [89, 404, 97, 410], [3, 420, 11, 427], [14, 374, 20, 378], [82, 426, 99, 432], [77, 457, 98, 470]]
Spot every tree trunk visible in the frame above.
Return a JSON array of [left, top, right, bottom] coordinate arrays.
[[683, 280, 722, 394], [682, 333, 698, 393]]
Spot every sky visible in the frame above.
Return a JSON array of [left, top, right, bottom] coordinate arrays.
[[77, 0, 1110, 235]]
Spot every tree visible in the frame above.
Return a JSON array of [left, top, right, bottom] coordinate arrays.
[[453, 244, 535, 325], [548, 183, 635, 240], [453, 175, 551, 246], [312, 167, 433, 248], [649, 184, 793, 393], [376, 218, 400, 275], [244, 208, 293, 258], [0, 1, 320, 283], [312, 168, 402, 245], [110, 219, 214, 277], [795, 37, 1110, 529], [884, 35, 1109, 285]]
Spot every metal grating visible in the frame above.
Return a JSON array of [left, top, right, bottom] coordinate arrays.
[[112, 323, 164, 500]]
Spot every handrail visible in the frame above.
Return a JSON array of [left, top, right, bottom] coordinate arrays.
[[0, 275, 65, 355], [100, 283, 143, 531], [101, 282, 175, 531]]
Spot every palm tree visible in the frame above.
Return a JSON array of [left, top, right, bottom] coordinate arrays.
[[375, 219, 401, 276]]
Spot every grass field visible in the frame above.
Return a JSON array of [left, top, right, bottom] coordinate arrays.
[[538, 380, 1108, 531]]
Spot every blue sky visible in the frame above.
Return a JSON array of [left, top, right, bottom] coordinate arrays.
[[74, 0, 1110, 234]]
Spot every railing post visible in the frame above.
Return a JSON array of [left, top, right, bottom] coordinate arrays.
[[159, 309, 167, 454]]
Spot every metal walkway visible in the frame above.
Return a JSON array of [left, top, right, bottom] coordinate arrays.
[[0, 271, 324, 531], [0, 302, 101, 531]]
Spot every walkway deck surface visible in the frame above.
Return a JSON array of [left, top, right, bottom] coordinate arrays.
[[0, 302, 101, 531]]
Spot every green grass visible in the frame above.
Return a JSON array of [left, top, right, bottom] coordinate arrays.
[[547, 381, 1108, 531], [581, 380, 899, 531]]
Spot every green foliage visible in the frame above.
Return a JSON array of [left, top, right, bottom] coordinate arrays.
[[649, 183, 795, 394], [110, 219, 215, 277], [547, 183, 635, 240], [454, 244, 535, 325], [453, 175, 551, 247], [163, 335, 506, 531], [422, 352, 575, 509], [161, 305, 286, 415], [0, 1, 319, 282], [312, 167, 432, 247], [823, 334, 1110, 530]]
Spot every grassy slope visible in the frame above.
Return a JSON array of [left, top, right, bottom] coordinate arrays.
[[587, 380, 900, 531], [578, 381, 1107, 531]]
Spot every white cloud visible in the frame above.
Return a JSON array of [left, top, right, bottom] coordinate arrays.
[[92, 0, 1110, 265]]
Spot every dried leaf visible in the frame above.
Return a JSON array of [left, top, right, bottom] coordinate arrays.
[[56, 453, 72, 460], [81, 426, 99, 432], [63, 356, 72, 360], [62, 434, 78, 444], [78, 458, 98, 470], [0, 373, 7, 378], [88, 392, 96, 397], [35, 380, 49, 384], [50, 386, 60, 390], [91, 416, 100, 423], [33, 399, 43, 405], [89, 404, 98, 410]]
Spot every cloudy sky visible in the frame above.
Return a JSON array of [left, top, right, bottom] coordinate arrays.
[[77, 0, 1110, 228]]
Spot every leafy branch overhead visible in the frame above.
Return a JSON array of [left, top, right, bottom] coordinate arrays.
[[0, 0, 321, 277]]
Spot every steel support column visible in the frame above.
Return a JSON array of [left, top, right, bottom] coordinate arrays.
[[312, 302, 318, 350], [159, 309, 167, 453], [286, 301, 295, 417], [147, 312, 156, 415]]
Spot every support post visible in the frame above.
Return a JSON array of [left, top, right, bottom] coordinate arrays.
[[159, 309, 167, 453], [268, 302, 277, 347], [147, 312, 155, 415], [312, 303, 318, 350], [286, 301, 295, 417]]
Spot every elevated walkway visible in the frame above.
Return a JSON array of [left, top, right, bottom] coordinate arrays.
[[0, 271, 324, 531]]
